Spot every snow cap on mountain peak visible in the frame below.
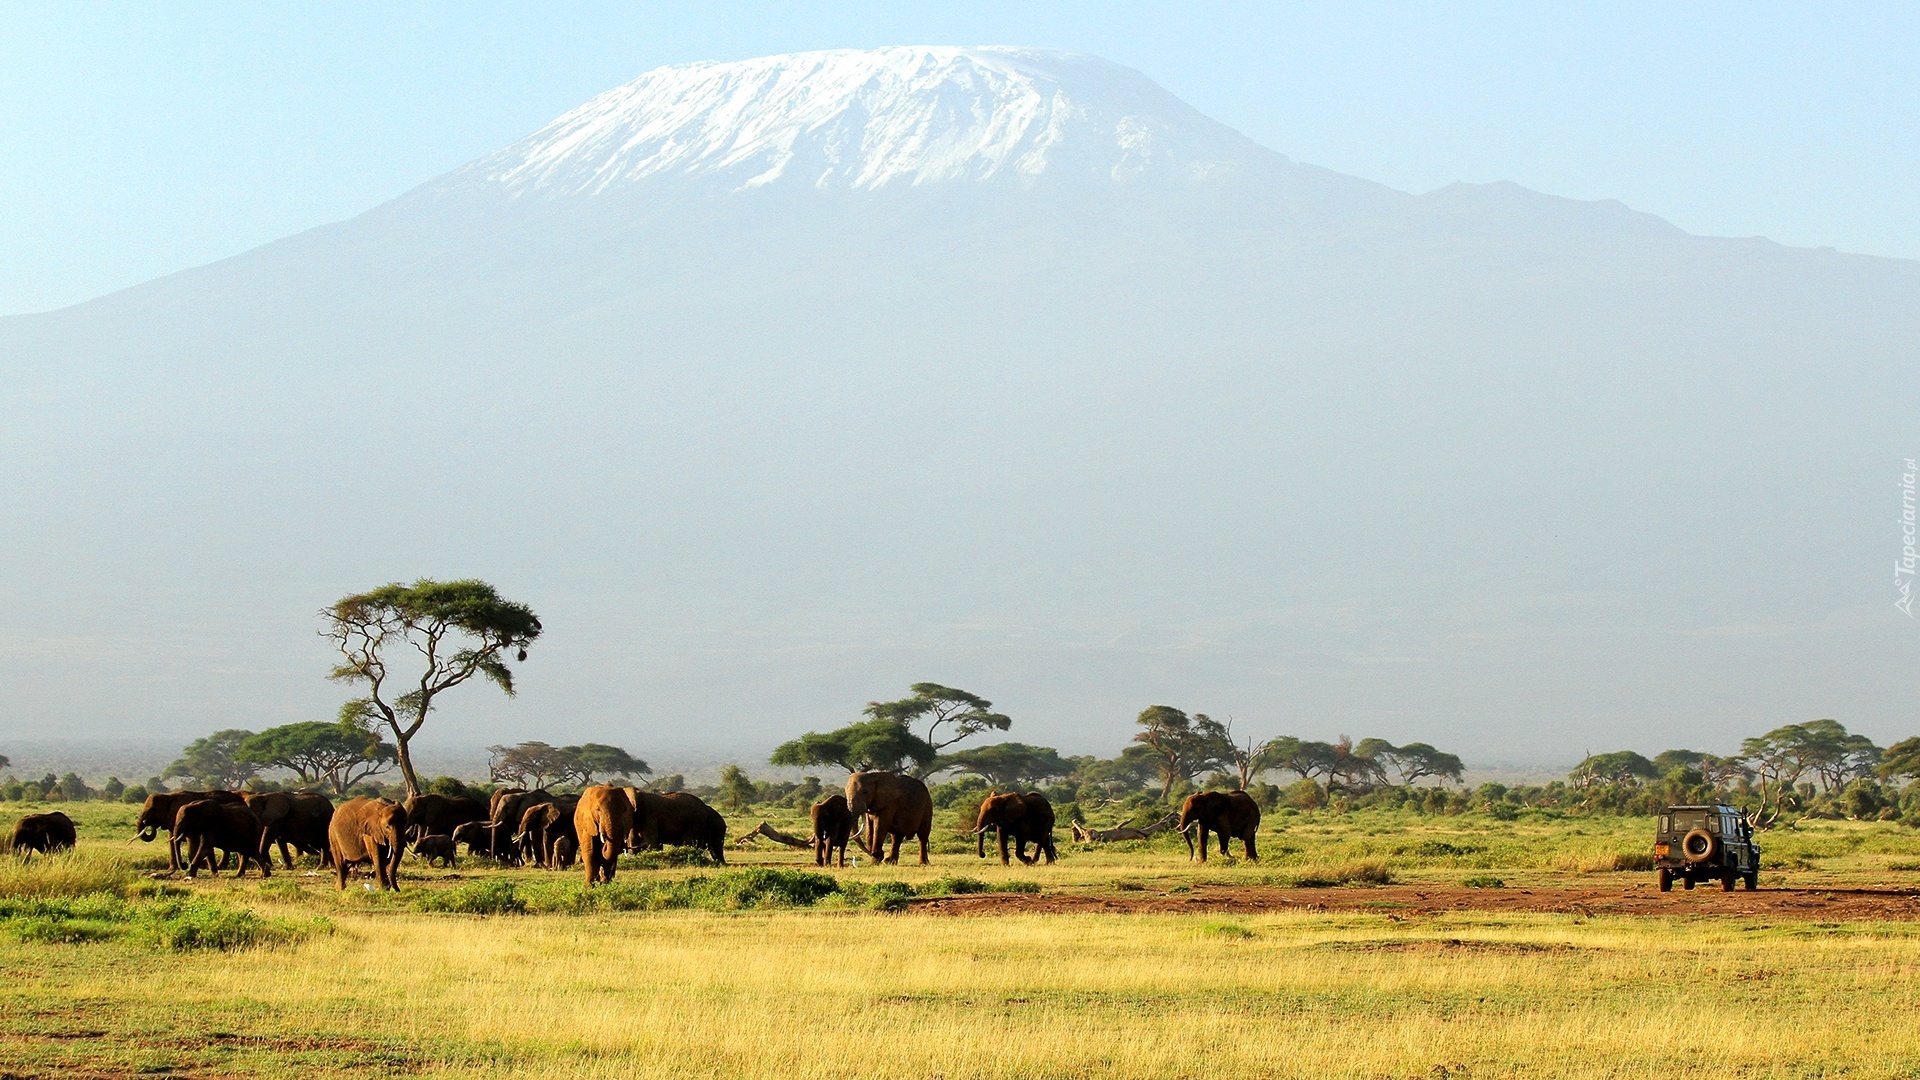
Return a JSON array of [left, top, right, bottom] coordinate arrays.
[[453, 46, 1269, 197]]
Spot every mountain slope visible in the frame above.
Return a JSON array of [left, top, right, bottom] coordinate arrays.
[[2, 49, 1916, 764]]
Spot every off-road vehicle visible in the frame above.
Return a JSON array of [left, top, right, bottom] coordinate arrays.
[[1653, 804, 1760, 891]]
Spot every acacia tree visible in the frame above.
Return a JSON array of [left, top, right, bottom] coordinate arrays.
[[1131, 706, 1231, 799], [324, 579, 542, 798], [864, 684, 1011, 759], [1379, 742, 1465, 785], [486, 741, 650, 787], [1877, 737, 1920, 786], [938, 743, 1073, 789], [770, 718, 937, 774], [238, 714, 397, 795], [164, 729, 260, 790]]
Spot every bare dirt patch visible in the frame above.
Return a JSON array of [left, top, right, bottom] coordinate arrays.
[[909, 883, 1920, 921]]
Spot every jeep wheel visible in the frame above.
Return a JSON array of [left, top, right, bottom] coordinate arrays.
[[1657, 868, 1672, 892], [1681, 828, 1716, 863], [1721, 874, 1736, 891], [1744, 870, 1758, 890]]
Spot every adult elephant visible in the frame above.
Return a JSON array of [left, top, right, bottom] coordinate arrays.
[[240, 791, 333, 869], [975, 792, 1057, 866], [488, 789, 554, 863], [846, 772, 933, 866], [1178, 790, 1260, 862], [575, 785, 634, 886], [625, 790, 728, 864], [403, 793, 488, 840], [515, 796, 580, 868], [811, 794, 853, 868], [330, 797, 407, 891], [176, 799, 270, 878], [11, 811, 77, 856], [134, 790, 245, 871], [285, 793, 336, 867]]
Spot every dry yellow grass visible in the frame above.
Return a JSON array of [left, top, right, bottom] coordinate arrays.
[[7, 904, 1920, 1078]]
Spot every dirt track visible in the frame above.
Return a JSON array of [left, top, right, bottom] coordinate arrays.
[[910, 883, 1920, 921]]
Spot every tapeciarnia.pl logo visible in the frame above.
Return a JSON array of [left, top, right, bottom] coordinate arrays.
[[1900, 458, 1917, 617]]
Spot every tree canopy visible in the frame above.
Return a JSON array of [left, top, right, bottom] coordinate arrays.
[[938, 742, 1073, 789], [324, 578, 542, 797], [1375, 742, 1465, 785], [487, 741, 650, 788], [1877, 737, 1920, 783], [864, 683, 1011, 757], [1570, 750, 1659, 787], [237, 715, 396, 794], [1131, 706, 1232, 798], [164, 729, 260, 790], [770, 717, 937, 774]]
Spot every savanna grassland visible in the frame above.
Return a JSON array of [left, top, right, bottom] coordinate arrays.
[[6, 802, 1920, 1078]]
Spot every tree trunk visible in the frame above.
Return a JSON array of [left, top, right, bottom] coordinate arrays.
[[393, 732, 421, 799]]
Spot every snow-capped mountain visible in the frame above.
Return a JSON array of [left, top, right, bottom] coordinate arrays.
[[441, 47, 1268, 198], [3, 48, 1917, 765]]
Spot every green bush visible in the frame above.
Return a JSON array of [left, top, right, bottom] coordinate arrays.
[[415, 879, 527, 916], [916, 875, 992, 896], [845, 880, 915, 912], [626, 846, 721, 869]]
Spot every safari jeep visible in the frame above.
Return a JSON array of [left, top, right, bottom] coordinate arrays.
[[1654, 804, 1760, 892]]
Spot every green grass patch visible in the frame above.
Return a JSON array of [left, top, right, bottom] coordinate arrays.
[[1462, 875, 1507, 888], [0, 887, 321, 952]]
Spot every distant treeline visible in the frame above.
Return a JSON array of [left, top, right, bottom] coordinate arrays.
[[7, 695, 1915, 830]]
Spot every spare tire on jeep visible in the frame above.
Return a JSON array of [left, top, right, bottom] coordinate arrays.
[[1681, 827, 1716, 862]]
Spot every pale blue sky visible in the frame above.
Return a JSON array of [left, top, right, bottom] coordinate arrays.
[[2, 2, 1915, 316]]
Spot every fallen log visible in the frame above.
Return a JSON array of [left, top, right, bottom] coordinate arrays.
[[1071, 812, 1179, 843], [734, 822, 812, 849]]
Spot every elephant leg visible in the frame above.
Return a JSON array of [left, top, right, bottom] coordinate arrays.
[[1198, 827, 1209, 862], [999, 829, 1011, 866], [1243, 831, 1258, 861], [169, 832, 183, 873], [918, 827, 930, 866], [1183, 828, 1195, 861], [333, 847, 348, 890]]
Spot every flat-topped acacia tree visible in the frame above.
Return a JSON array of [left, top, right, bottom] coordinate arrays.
[[322, 579, 542, 798]]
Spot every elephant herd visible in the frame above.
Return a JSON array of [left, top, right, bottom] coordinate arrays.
[[14, 776, 1265, 888]]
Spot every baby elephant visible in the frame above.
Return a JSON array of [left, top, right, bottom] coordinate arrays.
[[550, 833, 577, 870], [412, 834, 457, 869]]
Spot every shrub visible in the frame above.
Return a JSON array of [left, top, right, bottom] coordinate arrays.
[[846, 880, 915, 912], [121, 785, 148, 804], [626, 846, 720, 869], [916, 875, 992, 896], [415, 880, 527, 916]]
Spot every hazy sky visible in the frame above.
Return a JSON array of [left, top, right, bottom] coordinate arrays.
[[2, 2, 1915, 317]]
